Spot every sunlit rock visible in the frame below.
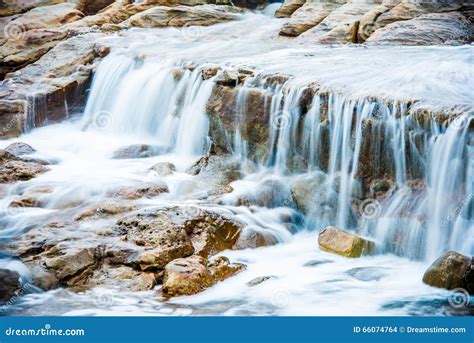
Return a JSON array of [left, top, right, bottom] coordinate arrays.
[[318, 226, 375, 258]]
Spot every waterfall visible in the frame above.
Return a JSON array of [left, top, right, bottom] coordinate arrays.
[[81, 54, 214, 157]]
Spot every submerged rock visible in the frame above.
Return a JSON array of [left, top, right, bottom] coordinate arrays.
[[318, 226, 375, 258], [4, 142, 36, 156], [290, 171, 326, 214], [0, 268, 21, 302], [114, 182, 169, 199], [423, 251, 473, 294], [74, 202, 137, 221], [112, 144, 164, 159], [149, 162, 176, 177], [246, 275, 277, 287]]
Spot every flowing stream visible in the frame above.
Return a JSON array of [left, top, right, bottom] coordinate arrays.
[[0, 6, 473, 316]]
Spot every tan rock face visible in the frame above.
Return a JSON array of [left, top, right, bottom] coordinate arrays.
[[0, 100, 26, 139], [275, 0, 306, 18], [318, 226, 375, 258], [423, 251, 473, 293], [366, 12, 473, 45], [127, 5, 241, 28], [279, 2, 339, 37], [162, 255, 245, 297], [0, 150, 49, 183]]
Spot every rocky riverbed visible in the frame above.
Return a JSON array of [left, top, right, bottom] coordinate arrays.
[[0, 0, 473, 316]]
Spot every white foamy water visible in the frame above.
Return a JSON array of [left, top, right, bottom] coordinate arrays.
[[0, 9, 472, 316]]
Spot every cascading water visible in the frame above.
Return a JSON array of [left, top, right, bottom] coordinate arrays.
[[0, 9, 473, 316]]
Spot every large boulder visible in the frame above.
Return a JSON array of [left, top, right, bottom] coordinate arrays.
[[422, 251, 473, 294], [318, 226, 375, 258], [366, 12, 473, 45], [162, 255, 245, 297], [127, 5, 242, 28], [279, 2, 340, 37], [297, 2, 379, 44], [0, 269, 21, 302]]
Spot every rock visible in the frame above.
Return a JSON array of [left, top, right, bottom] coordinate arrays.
[[357, 3, 423, 42], [303, 259, 332, 267], [2, 32, 108, 127], [127, 5, 241, 28], [74, 202, 137, 221], [318, 226, 375, 258], [297, 2, 378, 44], [4, 142, 36, 156], [206, 84, 273, 160], [422, 251, 473, 293], [186, 155, 242, 190], [114, 182, 169, 200], [44, 246, 98, 283], [162, 255, 215, 297], [246, 275, 277, 287], [207, 256, 245, 282], [0, 100, 27, 139], [9, 196, 38, 208], [290, 171, 326, 214], [275, 0, 306, 18], [149, 162, 176, 177], [0, 150, 49, 183], [215, 69, 238, 86], [112, 144, 164, 159], [115, 211, 195, 271], [0, 3, 84, 76], [233, 227, 275, 249], [279, 2, 339, 37], [366, 12, 473, 45], [76, 0, 115, 16], [85, 265, 158, 292], [0, 268, 21, 302]]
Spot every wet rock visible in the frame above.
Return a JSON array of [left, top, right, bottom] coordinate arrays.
[[0, 269, 21, 302], [303, 259, 332, 267], [207, 256, 245, 282], [297, 2, 377, 44], [346, 266, 389, 281], [114, 182, 169, 200], [366, 12, 473, 45], [149, 162, 176, 177], [184, 208, 243, 257], [127, 5, 241, 28], [112, 144, 164, 159], [74, 202, 137, 221], [318, 226, 375, 258], [4, 142, 36, 156], [162, 255, 214, 297], [85, 265, 158, 292], [0, 150, 49, 183], [186, 155, 242, 190], [206, 85, 272, 160], [233, 227, 276, 250], [0, 100, 27, 139], [76, 0, 115, 16], [279, 1, 340, 37], [290, 171, 326, 214], [422, 251, 473, 293], [201, 65, 221, 80], [44, 246, 98, 283], [115, 211, 195, 271], [215, 69, 238, 87], [246, 275, 277, 287], [9, 196, 38, 208], [275, 0, 306, 18]]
